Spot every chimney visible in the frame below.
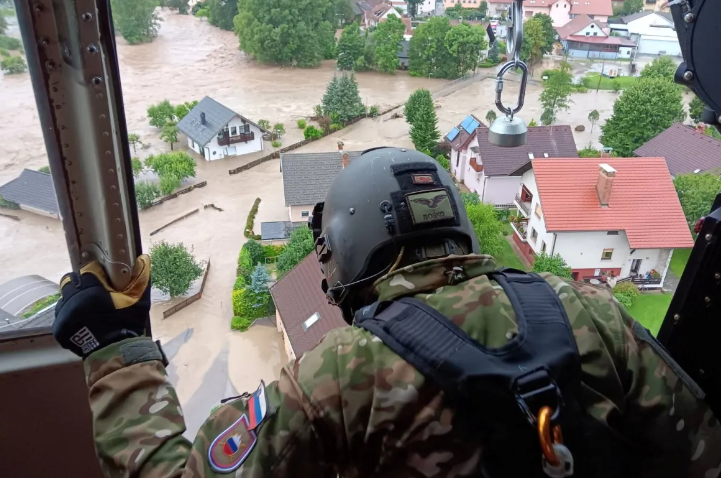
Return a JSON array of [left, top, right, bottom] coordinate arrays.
[[596, 163, 616, 207], [200, 112, 206, 125], [342, 153, 349, 168], [696, 123, 707, 134]]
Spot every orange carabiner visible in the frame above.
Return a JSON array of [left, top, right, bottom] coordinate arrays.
[[538, 406, 563, 467]]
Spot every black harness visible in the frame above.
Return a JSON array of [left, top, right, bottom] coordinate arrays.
[[355, 269, 630, 477]]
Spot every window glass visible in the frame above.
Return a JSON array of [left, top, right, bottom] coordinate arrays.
[[230, 126, 237, 135], [602, 249, 614, 260], [301, 210, 310, 217]]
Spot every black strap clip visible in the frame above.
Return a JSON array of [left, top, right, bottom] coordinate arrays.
[[513, 367, 564, 427]]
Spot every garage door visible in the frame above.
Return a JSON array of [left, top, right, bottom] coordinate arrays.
[[638, 38, 681, 56]]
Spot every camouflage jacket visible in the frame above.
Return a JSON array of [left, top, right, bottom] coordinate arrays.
[[85, 254, 721, 478]]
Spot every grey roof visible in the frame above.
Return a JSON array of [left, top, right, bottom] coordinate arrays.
[[261, 221, 305, 240], [0, 169, 59, 215], [475, 125, 579, 176], [176, 96, 268, 147], [0, 306, 56, 331], [620, 11, 654, 23], [281, 151, 363, 206], [634, 123, 721, 176]]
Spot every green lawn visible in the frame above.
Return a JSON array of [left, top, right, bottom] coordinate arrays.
[[670, 248, 692, 277], [582, 73, 638, 91], [628, 293, 673, 336], [495, 224, 528, 270]]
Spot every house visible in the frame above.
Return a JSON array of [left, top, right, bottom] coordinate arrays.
[[176, 96, 268, 161], [608, 11, 679, 55], [390, 0, 408, 12], [398, 39, 410, 68], [270, 254, 346, 360], [634, 123, 721, 176], [448, 122, 578, 205], [354, 0, 398, 29], [642, 0, 670, 12], [511, 157, 693, 287], [281, 148, 363, 222], [487, 0, 513, 17], [260, 221, 306, 245], [522, 0, 613, 27], [0, 169, 59, 218], [556, 14, 636, 59], [417, 0, 443, 15]]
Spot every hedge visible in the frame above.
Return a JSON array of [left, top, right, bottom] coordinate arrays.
[[244, 197, 261, 240], [233, 275, 247, 291], [237, 239, 264, 279], [613, 281, 640, 309], [262, 244, 286, 258], [231, 316, 254, 332], [231, 288, 272, 319]]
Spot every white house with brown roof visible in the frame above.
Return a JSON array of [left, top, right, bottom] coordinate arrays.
[[511, 157, 693, 287], [608, 11, 679, 55], [522, 0, 613, 26], [556, 14, 636, 59], [447, 122, 578, 206]]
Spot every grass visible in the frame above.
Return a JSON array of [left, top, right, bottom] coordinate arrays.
[[669, 248, 692, 278], [0, 7, 14, 17], [21, 293, 60, 319], [495, 224, 527, 270], [582, 72, 638, 91], [628, 293, 672, 336]]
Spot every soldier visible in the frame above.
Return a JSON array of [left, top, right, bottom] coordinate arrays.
[[53, 148, 721, 478]]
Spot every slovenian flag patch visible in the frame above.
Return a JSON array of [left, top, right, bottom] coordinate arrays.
[[247, 380, 268, 430]]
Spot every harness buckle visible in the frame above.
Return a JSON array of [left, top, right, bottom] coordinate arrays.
[[513, 367, 564, 427]]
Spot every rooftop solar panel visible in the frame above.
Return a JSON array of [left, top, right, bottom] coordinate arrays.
[[446, 127, 459, 141]]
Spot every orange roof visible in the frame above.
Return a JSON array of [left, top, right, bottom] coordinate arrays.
[[532, 157, 694, 249]]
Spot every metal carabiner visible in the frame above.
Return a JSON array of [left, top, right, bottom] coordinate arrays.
[[538, 406, 564, 466], [495, 61, 529, 118]]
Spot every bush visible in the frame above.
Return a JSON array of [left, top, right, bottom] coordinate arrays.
[[233, 275, 247, 291], [149, 241, 203, 297], [38, 166, 51, 174], [297, 118, 307, 129], [329, 123, 342, 132], [304, 125, 323, 140], [369, 105, 380, 117], [244, 198, 261, 239], [135, 182, 161, 209], [21, 293, 60, 319], [0, 48, 8, 57], [277, 227, 314, 277], [613, 281, 640, 309], [231, 315, 253, 332], [231, 287, 271, 320], [263, 244, 286, 258], [0, 36, 21, 50], [531, 252, 573, 280], [1, 55, 26, 74], [435, 154, 450, 171], [257, 119, 271, 131], [272, 140, 282, 148], [460, 192, 480, 207], [494, 207, 511, 222]]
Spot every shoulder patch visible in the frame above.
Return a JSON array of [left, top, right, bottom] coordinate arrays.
[[208, 414, 257, 473], [247, 380, 269, 430]]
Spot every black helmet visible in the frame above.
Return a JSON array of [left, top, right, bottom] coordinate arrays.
[[310, 147, 479, 317]]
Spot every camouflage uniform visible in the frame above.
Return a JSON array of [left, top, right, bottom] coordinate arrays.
[[85, 254, 721, 478]]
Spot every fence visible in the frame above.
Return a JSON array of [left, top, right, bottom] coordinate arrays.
[[146, 181, 208, 209], [149, 208, 199, 236], [162, 260, 211, 319]]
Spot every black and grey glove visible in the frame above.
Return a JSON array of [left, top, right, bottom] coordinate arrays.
[[52, 255, 151, 358]]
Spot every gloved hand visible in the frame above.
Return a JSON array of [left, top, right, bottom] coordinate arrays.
[[52, 255, 151, 358]]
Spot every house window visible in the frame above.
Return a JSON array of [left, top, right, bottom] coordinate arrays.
[[556, 3, 559, 6], [301, 210, 310, 218], [601, 248, 614, 260], [230, 126, 238, 135], [541, 240, 546, 252], [593, 32, 597, 36], [607, 230, 619, 235], [586, 32, 590, 36], [302, 312, 321, 331], [535, 203, 542, 218], [530, 227, 538, 242], [244, 124, 250, 133]]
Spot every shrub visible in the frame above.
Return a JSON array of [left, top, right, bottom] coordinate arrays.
[[149, 241, 203, 297], [1, 55, 26, 74], [613, 281, 640, 309], [329, 123, 342, 132], [263, 244, 286, 258], [135, 182, 161, 209], [257, 119, 271, 131], [244, 198, 261, 239], [297, 118, 307, 129], [304, 125, 323, 140], [131, 157, 143, 178], [0, 36, 21, 50], [369, 105, 380, 117], [159, 174, 180, 195], [531, 252, 573, 280], [231, 316, 253, 331], [233, 275, 247, 291], [0, 48, 8, 57], [21, 293, 61, 318], [231, 287, 271, 319], [272, 140, 282, 148], [435, 154, 450, 171], [313, 104, 323, 119], [460, 192, 480, 207], [0, 194, 19, 210], [38, 166, 51, 174]]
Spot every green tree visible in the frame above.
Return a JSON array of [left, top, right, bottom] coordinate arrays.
[[160, 122, 179, 150], [578, 144, 601, 157], [539, 65, 572, 125], [0, 14, 7, 35], [614, 0, 643, 16], [479, 1, 488, 16], [149, 241, 203, 297], [277, 227, 314, 277], [195, 7, 209, 17], [520, 17, 547, 68], [168, 0, 190, 13], [337, 23, 365, 70], [373, 14, 406, 74], [322, 74, 365, 122], [588, 109, 600, 132], [409, 16, 453, 78], [487, 41, 499, 64], [257, 119, 271, 131], [135, 181, 161, 209], [639, 56, 676, 81], [531, 252, 573, 280], [444, 23, 487, 77], [318, 21, 337, 60], [110, 0, 160, 45], [207, 0, 237, 30], [528, 118, 538, 127], [1, 55, 26, 74], [689, 96, 705, 124], [407, 0, 423, 17], [532, 13, 556, 56], [237, 239, 265, 280], [600, 78, 685, 156], [273, 123, 286, 137], [128, 133, 141, 153], [404, 88, 433, 126], [174, 100, 198, 121], [145, 151, 196, 194], [192, 0, 206, 14], [303, 125, 323, 140], [461, 191, 480, 207], [410, 102, 440, 152], [485, 109, 497, 124], [674, 173, 721, 230], [147, 100, 176, 128], [235, 0, 333, 67], [466, 202, 504, 256], [131, 157, 143, 178]]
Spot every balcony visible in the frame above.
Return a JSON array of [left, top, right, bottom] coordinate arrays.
[[514, 193, 532, 217], [630, 276, 662, 285], [218, 131, 254, 146], [510, 218, 528, 242]]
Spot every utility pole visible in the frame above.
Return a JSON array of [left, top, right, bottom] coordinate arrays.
[[596, 58, 605, 93]]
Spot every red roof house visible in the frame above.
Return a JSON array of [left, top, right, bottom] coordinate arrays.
[[510, 157, 693, 287]]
